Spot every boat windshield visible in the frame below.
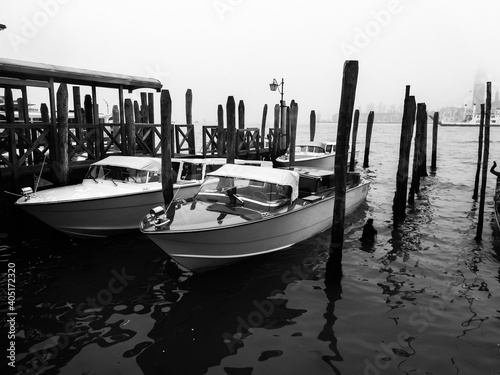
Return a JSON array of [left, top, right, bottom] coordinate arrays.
[[85, 165, 161, 184], [195, 176, 292, 210], [296, 145, 325, 153]]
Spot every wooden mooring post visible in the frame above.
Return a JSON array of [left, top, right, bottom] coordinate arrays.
[[272, 104, 280, 163], [431, 112, 439, 171], [288, 100, 298, 167], [393, 86, 416, 225], [327, 60, 358, 284], [238, 100, 245, 129], [473, 105, 485, 200], [349, 109, 359, 172], [261, 104, 268, 148], [310, 110, 316, 142], [55, 83, 69, 185], [476, 83, 491, 241], [363, 111, 374, 168], [217, 104, 224, 157], [186, 89, 192, 125], [124, 99, 136, 156], [226, 96, 236, 164], [409, 103, 427, 205], [160, 89, 175, 208]]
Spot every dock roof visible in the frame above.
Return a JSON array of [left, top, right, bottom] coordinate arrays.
[[0, 58, 162, 92]]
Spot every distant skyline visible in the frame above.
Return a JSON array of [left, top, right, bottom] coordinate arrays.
[[1, 0, 500, 124]]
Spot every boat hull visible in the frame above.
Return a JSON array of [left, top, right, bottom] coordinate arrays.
[[145, 181, 370, 272], [17, 184, 201, 238]]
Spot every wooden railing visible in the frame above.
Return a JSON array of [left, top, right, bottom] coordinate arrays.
[[1, 121, 271, 187]]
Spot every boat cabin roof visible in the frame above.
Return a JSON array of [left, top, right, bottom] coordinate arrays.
[[208, 164, 300, 201], [92, 156, 162, 172], [290, 167, 335, 179]]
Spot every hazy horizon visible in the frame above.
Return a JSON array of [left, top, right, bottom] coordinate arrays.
[[1, 0, 500, 124]]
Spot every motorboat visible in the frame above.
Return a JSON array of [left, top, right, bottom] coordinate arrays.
[[276, 140, 358, 169], [15, 156, 271, 238], [140, 164, 370, 272]]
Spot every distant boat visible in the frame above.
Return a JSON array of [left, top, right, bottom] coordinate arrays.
[[440, 108, 500, 126], [276, 140, 357, 169], [16, 156, 271, 238], [140, 164, 370, 272]]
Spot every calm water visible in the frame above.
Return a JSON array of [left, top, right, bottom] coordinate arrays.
[[1, 122, 500, 375]]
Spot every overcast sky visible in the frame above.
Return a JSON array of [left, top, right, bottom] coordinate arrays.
[[1, 0, 500, 124]]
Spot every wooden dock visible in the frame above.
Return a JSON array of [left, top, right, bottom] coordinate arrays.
[[0, 58, 271, 190]]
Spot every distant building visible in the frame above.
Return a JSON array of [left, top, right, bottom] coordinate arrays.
[[332, 111, 402, 123], [439, 107, 466, 123]]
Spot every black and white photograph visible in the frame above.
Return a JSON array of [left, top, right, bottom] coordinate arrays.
[[1, 1, 499, 374]]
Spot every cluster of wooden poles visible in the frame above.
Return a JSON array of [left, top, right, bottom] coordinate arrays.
[[473, 81, 493, 241]]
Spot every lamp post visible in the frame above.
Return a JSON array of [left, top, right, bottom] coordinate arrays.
[[0, 24, 6, 31], [269, 78, 286, 149]]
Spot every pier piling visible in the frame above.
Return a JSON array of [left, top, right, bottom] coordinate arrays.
[[272, 104, 280, 163], [393, 86, 416, 225], [310, 110, 316, 142], [409, 103, 427, 204], [363, 111, 374, 168], [56, 83, 69, 185], [238, 100, 245, 130], [431, 112, 439, 171], [186, 89, 192, 125], [124, 99, 136, 156], [217, 104, 224, 157], [349, 109, 359, 172], [328, 60, 358, 284], [160, 89, 175, 207], [226, 96, 236, 164], [261, 104, 268, 148], [476, 83, 491, 241], [473, 105, 485, 200], [288, 100, 298, 167]]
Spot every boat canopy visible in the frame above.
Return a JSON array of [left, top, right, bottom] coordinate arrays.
[[92, 156, 162, 172], [208, 164, 300, 201]]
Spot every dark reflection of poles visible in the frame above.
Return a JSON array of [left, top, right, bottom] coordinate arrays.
[[317, 282, 343, 374], [327, 60, 358, 284]]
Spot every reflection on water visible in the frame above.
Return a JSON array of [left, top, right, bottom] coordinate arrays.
[[1, 124, 500, 375]]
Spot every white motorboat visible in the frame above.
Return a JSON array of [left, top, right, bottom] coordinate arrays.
[[15, 156, 271, 238], [140, 164, 370, 272], [276, 140, 358, 170]]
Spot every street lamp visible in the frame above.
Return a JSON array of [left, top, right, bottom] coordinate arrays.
[[269, 78, 286, 150], [269, 78, 285, 105], [0, 24, 6, 31]]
